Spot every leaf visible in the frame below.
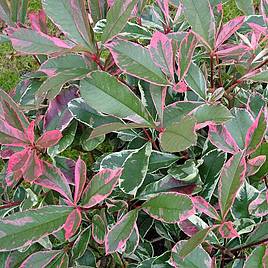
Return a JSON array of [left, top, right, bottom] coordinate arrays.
[[184, 63, 207, 100], [19, 250, 63, 268], [160, 115, 197, 153], [244, 245, 266, 268], [245, 109, 267, 155], [125, 224, 140, 255], [0, 206, 73, 251], [244, 221, 268, 246], [102, 0, 138, 42], [149, 31, 174, 80], [215, 16, 245, 48], [6, 27, 73, 54], [142, 192, 194, 223], [191, 196, 220, 220], [119, 143, 152, 195], [177, 31, 197, 80], [170, 240, 212, 268], [36, 69, 89, 104], [199, 149, 227, 200], [194, 104, 233, 126], [80, 71, 155, 125], [34, 161, 73, 202], [63, 208, 82, 240], [105, 209, 138, 254], [36, 130, 62, 148], [92, 214, 106, 244], [251, 143, 268, 179], [42, 0, 96, 52], [0, 88, 29, 131], [208, 124, 240, 154], [224, 108, 253, 150], [218, 221, 239, 239], [80, 168, 122, 208], [105, 38, 169, 86], [0, 118, 28, 147], [74, 157, 87, 205], [90, 122, 149, 139], [248, 70, 268, 82], [148, 151, 180, 173], [177, 228, 212, 258], [68, 98, 121, 128], [235, 0, 254, 15], [219, 152, 247, 219], [72, 226, 91, 259], [182, 0, 216, 49], [249, 190, 268, 217]]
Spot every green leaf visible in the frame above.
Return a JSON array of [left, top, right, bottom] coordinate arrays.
[[92, 215, 106, 244], [105, 209, 138, 254], [119, 143, 152, 195], [148, 151, 180, 173], [90, 122, 149, 139], [102, 0, 138, 42], [7, 28, 72, 54], [244, 245, 266, 268], [199, 149, 227, 200], [142, 193, 194, 223], [105, 38, 169, 86], [80, 71, 155, 125], [184, 63, 207, 100], [235, 0, 254, 15], [194, 104, 233, 125], [68, 98, 121, 128], [42, 0, 96, 52], [182, 0, 216, 49], [72, 226, 91, 260], [36, 69, 89, 104], [248, 70, 268, 82], [219, 152, 246, 219], [177, 228, 212, 258], [251, 143, 268, 179], [0, 206, 73, 251], [171, 241, 212, 268], [160, 115, 197, 153]]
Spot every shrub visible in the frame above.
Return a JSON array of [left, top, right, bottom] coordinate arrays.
[[0, 0, 268, 267]]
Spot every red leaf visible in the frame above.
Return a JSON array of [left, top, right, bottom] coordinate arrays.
[[218, 221, 239, 239], [36, 130, 62, 148], [74, 157, 87, 204], [63, 208, 82, 240], [215, 16, 245, 48]]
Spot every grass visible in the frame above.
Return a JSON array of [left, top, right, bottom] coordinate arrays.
[[0, 0, 249, 92]]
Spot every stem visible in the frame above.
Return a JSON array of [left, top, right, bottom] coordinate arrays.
[[210, 53, 215, 92], [0, 201, 21, 209], [216, 55, 223, 87], [143, 128, 159, 150], [230, 237, 268, 253]]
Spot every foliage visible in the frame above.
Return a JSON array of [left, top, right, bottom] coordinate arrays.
[[0, 0, 268, 267]]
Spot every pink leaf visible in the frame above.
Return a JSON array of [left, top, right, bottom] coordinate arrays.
[[34, 161, 73, 202], [81, 168, 122, 208], [215, 16, 245, 48], [29, 10, 47, 33], [74, 157, 87, 204], [247, 155, 266, 176], [36, 130, 62, 148], [177, 31, 197, 80], [26, 120, 35, 145], [23, 150, 44, 182], [63, 208, 82, 240], [245, 109, 267, 155], [173, 81, 188, 93], [149, 31, 174, 80], [191, 196, 221, 220], [208, 124, 240, 154], [217, 3, 223, 13], [218, 221, 239, 239], [156, 0, 169, 21]]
